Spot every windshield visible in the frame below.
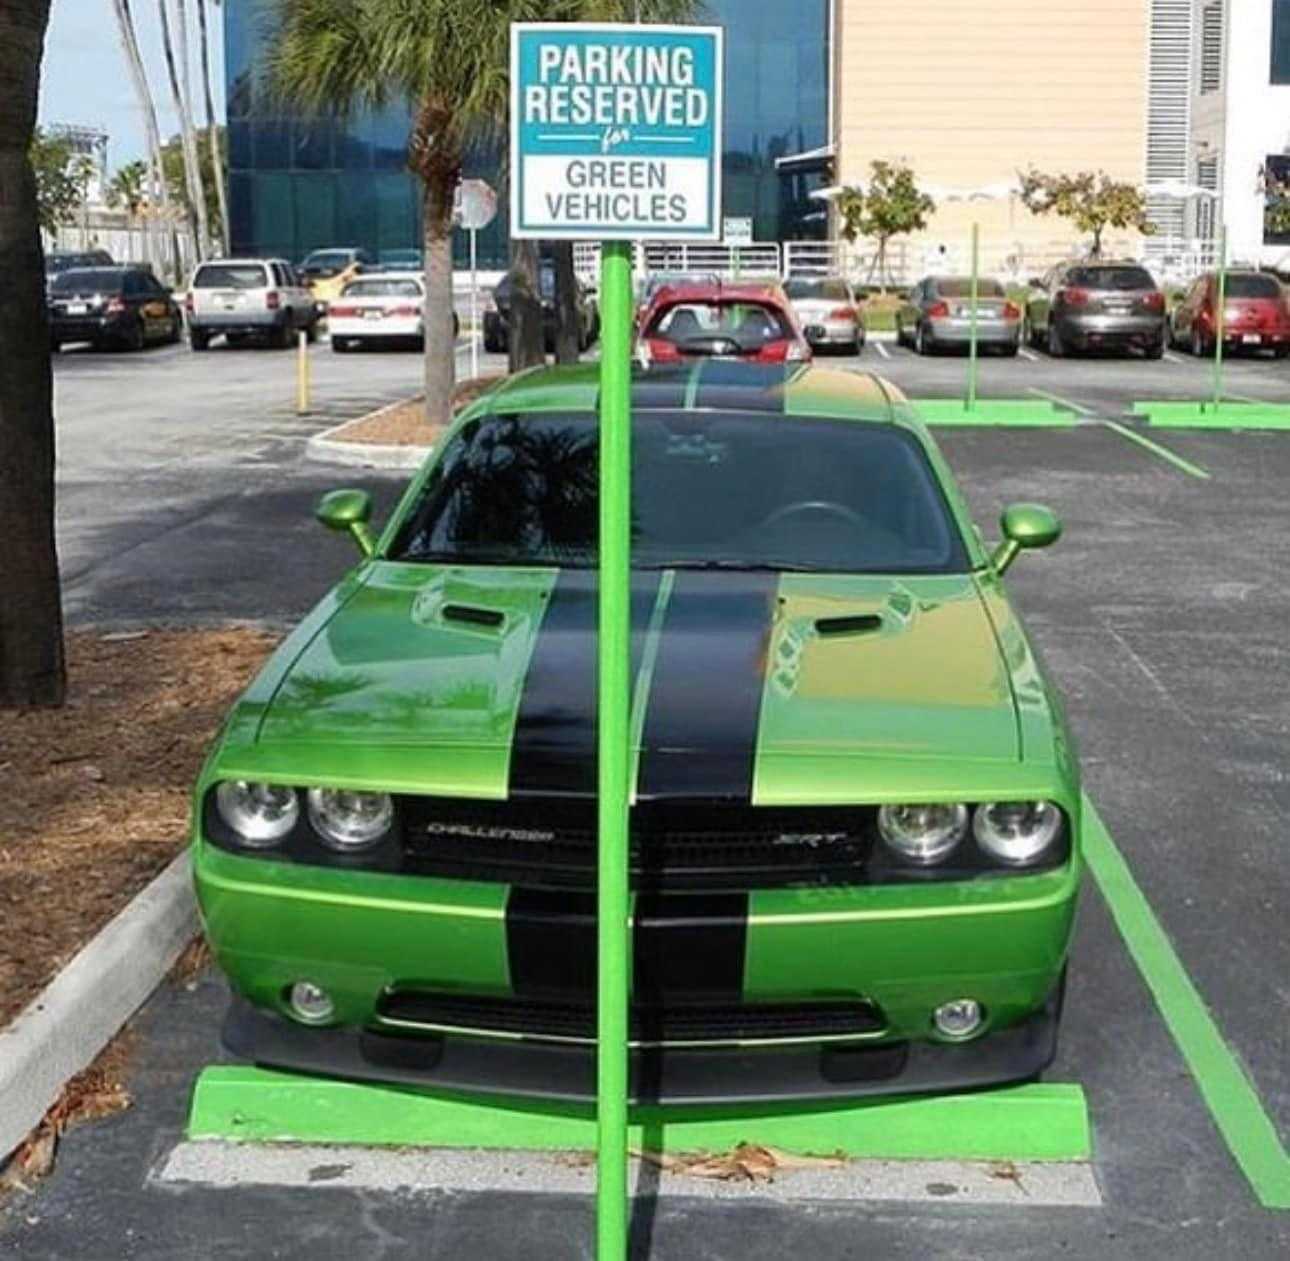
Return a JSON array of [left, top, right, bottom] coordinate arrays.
[[1067, 266, 1155, 291], [380, 250, 422, 267], [646, 301, 790, 351], [50, 269, 122, 294], [1225, 273, 1282, 299], [193, 264, 267, 289], [341, 278, 423, 298], [303, 250, 353, 268], [784, 279, 850, 302], [935, 278, 1006, 298], [392, 411, 966, 574]]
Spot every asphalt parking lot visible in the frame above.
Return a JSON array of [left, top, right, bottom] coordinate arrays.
[[3, 340, 1287, 1258]]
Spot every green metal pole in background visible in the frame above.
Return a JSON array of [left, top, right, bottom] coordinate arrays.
[[967, 223, 980, 413], [596, 238, 633, 1261], [1213, 224, 1227, 414]]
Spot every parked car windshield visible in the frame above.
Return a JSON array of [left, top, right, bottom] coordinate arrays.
[[302, 250, 354, 268], [192, 264, 268, 289], [50, 269, 123, 294], [379, 250, 423, 268], [1066, 266, 1155, 290], [341, 278, 423, 298], [647, 301, 791, 350], [784, 278, 851, 302], [935, 278, 1006, 298], [1225, 273, 1282, 299], [392, 411, 966, 574]]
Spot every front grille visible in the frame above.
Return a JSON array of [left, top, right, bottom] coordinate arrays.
[[401, 798, 875, 891], [376, 990, 886, 1047]]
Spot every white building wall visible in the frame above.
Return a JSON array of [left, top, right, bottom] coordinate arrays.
[[1206, 0, 1290, 263]]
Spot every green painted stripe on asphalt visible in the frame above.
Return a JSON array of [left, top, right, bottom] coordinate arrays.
[[1099, 420, 1211, 480], [912, 398, 1074, 428], [186, 1066, 1090, 1161], [1132, 401, 1290, 431], [1083, 795, 1290, 1209], [628, 569, 675, 803]]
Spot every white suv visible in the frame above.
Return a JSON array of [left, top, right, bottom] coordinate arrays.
[[185, 258, 319, 351]]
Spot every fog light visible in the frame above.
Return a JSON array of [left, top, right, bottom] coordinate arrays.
[[933, 998, 983, 1040], [288, 981, 334, 1025]]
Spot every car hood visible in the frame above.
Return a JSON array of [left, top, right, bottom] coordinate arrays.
[[243, 564, 1028, 801]]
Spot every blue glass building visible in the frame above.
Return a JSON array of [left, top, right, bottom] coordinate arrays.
[[224, 3, 830, 266]]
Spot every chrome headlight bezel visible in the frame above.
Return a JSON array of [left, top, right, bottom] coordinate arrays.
[[972, 800, 1064, 867], [305, 787, 395, 852], [876, 802, 970, 865], [213, 781, 299, 848]]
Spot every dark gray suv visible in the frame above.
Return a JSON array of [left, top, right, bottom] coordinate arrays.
[[1025, 261, 1166, 358]]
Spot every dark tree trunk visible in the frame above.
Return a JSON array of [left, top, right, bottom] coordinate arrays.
[[507, 238, 545, 372], [552, 240, 580, 364], [421, 182, 456, 426], [0, 0, 65, 707]]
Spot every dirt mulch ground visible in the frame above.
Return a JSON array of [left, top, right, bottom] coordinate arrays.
[[0, 627, 279, 1027], [324, 375, 505, 447]]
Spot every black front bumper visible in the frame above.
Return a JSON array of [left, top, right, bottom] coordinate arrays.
[[51, 315, 122, 342], [222, 990, 1060, 1105]]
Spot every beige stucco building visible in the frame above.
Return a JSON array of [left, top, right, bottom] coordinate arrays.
[[829, 0, 1193, 273]]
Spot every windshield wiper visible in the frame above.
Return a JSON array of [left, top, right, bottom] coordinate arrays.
[[639, 558, 832, 573]]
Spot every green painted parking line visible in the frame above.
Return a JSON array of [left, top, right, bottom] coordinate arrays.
[[187, 1067, 1090, 1162], [1083, 796, 1290, 1210], [1132, 401, 1290, 431], [1100, 420, 1211, 479], [913, 398, 1075, 427]]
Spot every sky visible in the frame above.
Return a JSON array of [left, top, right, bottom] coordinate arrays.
[[39, 0, 227, 171]]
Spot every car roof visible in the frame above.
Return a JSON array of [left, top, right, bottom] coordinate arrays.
[[649, 281, 786, 305], [466, 363, 917, 431]]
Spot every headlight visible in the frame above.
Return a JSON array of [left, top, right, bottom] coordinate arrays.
[[877, 803, 968, 865], [215, 781, 298, 847], [973, 801, 1062, 866], [306, 788, 394, 851]]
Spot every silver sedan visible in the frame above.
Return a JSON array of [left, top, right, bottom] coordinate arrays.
[[784, 276, 865, 354], [896, 276, 1022, 356]]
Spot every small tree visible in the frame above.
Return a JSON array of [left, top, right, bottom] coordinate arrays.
[[1259, 164, 1290, 240], [29, 127, 94, 234], [1018, 168, 1154, 258], [836, 160, 935, 290]]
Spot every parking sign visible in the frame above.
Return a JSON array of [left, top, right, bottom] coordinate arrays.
[[510, 24, 723, 240]]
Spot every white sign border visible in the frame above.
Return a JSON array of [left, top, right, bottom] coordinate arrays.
[[508, 22, 724, 242]]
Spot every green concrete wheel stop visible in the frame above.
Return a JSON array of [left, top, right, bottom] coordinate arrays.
[[187, 1067, 1090, 1162], [1133, 402, 1290, 430], [913, 399, 1075, 428]]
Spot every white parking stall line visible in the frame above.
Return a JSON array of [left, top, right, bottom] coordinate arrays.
[[1018, 348, 1040, 362], [154, 1143, 1102, 1208], [873, 340, 891, 359], [1163, 351, 1187, 365], [1026, 387, 1100, 417]]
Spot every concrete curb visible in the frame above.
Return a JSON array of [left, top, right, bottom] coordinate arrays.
[[0, 851, 197, 1162], [304, 396, 432, 471]]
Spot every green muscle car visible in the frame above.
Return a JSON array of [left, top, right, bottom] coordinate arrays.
[[193, 361, 1080, 1104]]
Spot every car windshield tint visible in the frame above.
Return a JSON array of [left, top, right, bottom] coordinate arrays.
[[193, 264, 267, 289], [50, 270, 121, 294], [304, 251, 352, 267], [1066, 266, 1155, 291], [392, 411, 967, 574], [935, 279, 1005, 298], [647, 302, 790, 350], [785, 279, 850, 301], [1226, 274, 1282, 299], [341, 278, 422, 298]]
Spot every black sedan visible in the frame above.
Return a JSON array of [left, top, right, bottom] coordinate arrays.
[[48, 266, 182, 352]]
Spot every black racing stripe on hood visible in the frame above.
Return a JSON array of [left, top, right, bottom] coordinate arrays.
[[691, 360, 790, 413], [635, 570, 780, 803], [508, 569, 662, 798], [632, 368, 693, 412], [506, 889, 748, 1002]]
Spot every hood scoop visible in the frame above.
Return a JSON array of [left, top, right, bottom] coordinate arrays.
[[442, 603, 505, 629], [814, 613, 883, 638]]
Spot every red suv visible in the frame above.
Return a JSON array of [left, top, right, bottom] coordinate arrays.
[[637, 282, 812, 365], [1169, 270, 1290, 358]]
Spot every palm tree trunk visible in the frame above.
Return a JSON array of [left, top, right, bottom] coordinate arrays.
[[174, 0, 211, 254], [421, 182, 457, 427], [0, 0, 66, 706], [196, 0, 228, 253], [552, 240, 580, 364], [508, 239, 545, 371], [157, 0, 206, 262]]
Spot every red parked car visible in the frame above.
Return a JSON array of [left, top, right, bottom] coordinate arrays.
[[1169, 270, 1290, 358], [637, 281, 813, 365]]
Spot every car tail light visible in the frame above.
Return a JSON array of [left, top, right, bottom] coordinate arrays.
[[645, 337, 681, 362], [328, 304, 358, 318], [389, 305, 421, 317], [1143, 292, 1165, 312], [265, 291, 280, 310], [756, 339, 790, 362], [1058, 287, 1090, 307], [828, 306, 856, 321], [105, 297, 125, 314], [926, 301, 950, 318], [1002, 302, 1021, 320]]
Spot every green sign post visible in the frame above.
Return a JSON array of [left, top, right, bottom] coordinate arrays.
[[511, 23, 723, 1256]]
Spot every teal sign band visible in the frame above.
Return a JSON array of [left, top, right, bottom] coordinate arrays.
[[510, 23, 723, 240]]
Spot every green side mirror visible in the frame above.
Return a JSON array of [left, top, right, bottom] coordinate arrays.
[[991, 502, 1061, 575], [316, 488, 376, 558]]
